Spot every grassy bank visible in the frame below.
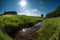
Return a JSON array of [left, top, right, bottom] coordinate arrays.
[[33, 17, 60, 40], [0, 30, 12, 40]]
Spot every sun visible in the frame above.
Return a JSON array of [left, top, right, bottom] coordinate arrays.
[[20, 0, 27, 7]]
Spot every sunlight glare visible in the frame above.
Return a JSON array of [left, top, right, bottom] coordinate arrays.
[[20, 0, 27, 7], [22, 29, 26, 32]]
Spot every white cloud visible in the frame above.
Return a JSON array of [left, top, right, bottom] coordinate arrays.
[[18, 9, 41, 16], [40, 1, 43, 4], [32, 9, 38, 12], [25, 10, 29, 12]]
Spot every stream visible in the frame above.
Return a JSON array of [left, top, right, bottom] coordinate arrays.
[[14, 20, 44, 40]]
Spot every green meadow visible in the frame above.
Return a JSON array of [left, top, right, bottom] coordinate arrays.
[[0, 14, 60, 40], [0, 14, 42, 40]]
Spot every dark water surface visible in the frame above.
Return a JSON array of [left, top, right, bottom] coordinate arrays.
[[14, 21, 44, 40]]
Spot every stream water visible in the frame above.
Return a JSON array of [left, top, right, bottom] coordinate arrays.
[[14, 21, 44, 40]]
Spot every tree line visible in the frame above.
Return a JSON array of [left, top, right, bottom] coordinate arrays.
[[0, 11, 44, 17], [46, 6, 60, 18], [0, 11, 17, 16]]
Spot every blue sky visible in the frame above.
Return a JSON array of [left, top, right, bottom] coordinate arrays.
[[0, 0, 60, 16]]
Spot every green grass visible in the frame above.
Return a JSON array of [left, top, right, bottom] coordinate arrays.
[[33, 17, 60, 40], [0, 14, 42, 40], [0, 14, 60, 40], [0, 30, 12, 40], [0, 15, 42, 32]]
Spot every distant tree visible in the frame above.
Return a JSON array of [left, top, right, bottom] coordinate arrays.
[[3, 11, 17, 15], [41, 14, 44, 17]]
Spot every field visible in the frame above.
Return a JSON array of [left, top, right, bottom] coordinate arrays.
[[33, 17, 60, 40], [0, 14, 42, 40], [0, 14, 60, 40]]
